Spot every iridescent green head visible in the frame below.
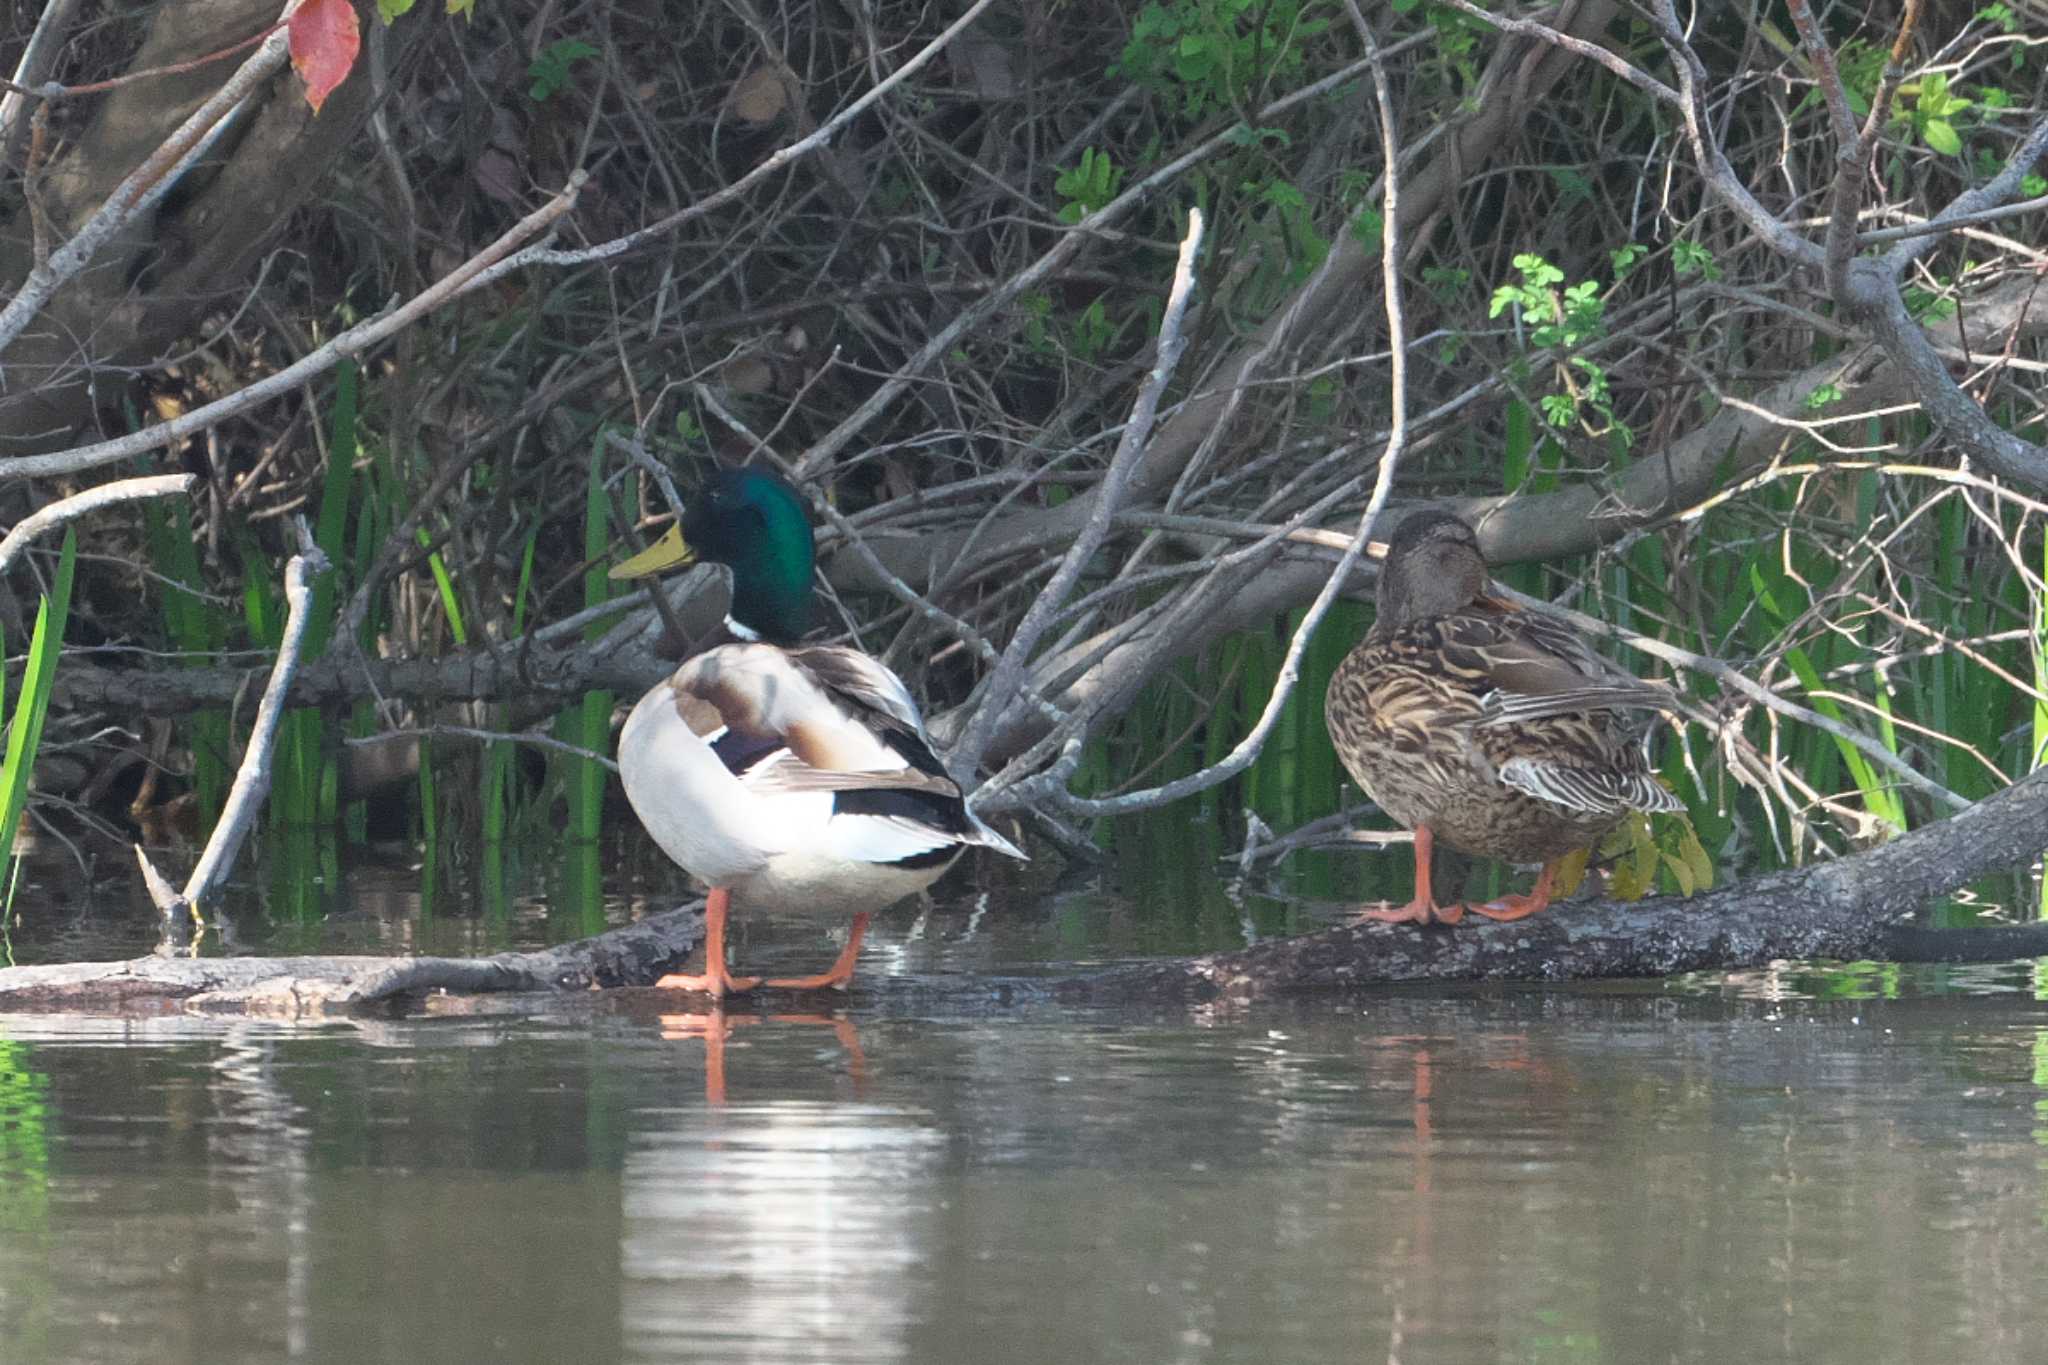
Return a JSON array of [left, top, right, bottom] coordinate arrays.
[[611, 467, 816, 644]]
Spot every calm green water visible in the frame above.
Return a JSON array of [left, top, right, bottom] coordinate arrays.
[[6, 951, 2048, 1363], [4, 840, 2048, 1363]]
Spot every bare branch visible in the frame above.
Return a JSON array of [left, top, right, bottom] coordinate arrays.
[[137, 523, 331, 922], [950, 208, 1207, 781], [1, 174, 584, 483], [1006, 8, 1414, 821], [0, 474, 194, 576]]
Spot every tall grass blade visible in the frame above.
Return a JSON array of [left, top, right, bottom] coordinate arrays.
[[482, 526, 539, 846], [556, 437, 615, 850], [0, 531, 77, 879]]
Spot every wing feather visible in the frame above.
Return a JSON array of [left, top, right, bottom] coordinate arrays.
[[1498, 755, 1683, 816]]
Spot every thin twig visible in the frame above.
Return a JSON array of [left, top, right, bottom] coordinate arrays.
[[518, 0, 1001, 268], [345, 725, 619, 773]]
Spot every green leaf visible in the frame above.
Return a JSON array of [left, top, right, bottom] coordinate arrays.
[[1666, 847, 1695, 896], [0, 530, 76, 878], [1680, 821, 1715, 894], [1923, 118, 1962, 155], [528, 38, 598, 101], [416, 527, 467, 646], [376, 0, 416, 21]]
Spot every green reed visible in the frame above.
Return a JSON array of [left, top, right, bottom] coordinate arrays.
[[0, 531, 75, 886], [555, 435, 616, 846], [143, 504, 230, 829], [481, 526, 539, 846]]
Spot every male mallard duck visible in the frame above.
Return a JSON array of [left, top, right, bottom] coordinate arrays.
[[1324, 510, 1681, 924], [612, 467, 1024, 998]]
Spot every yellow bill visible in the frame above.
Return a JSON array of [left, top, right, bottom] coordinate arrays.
[[609, 524, 696, 580]]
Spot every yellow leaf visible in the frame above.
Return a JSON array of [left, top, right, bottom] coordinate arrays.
[[1553, 846, 1591, 898], [1681, 823, 1715, 894], [1666, 849, 1695, 897]]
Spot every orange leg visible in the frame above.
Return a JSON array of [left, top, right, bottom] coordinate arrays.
[[762, 912, 870, 992], [1358, 826, 1463, 925], [1464, 859, 1560, 923], [655, 888, 763, 999], [658, 1008, 737, 1105]]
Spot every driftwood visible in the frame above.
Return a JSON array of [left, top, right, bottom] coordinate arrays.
[[0, 906, 707, 1016], [3, 765, 2042, 1018]]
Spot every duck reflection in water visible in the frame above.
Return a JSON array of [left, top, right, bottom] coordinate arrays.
[[1366, 1030, 1569, 1355], [660, 1008, 867, 1106]]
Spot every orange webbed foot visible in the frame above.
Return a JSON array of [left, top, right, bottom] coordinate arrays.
[[1354, 827, 1461, 924], [654, 967, 763, 997], [1460, 860, 1561, 923], [1461, 895, 1545, 922], [654, 888, 761, 999], [1355, 898, 1463, 926], [759, 912, 870, 993]]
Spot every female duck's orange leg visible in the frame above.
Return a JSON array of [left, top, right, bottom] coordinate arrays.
[[1358, 826, 1463, 925], [655, 888, 764, 998], [762, 912, 870, 991], [1464, 859, 1560, 923]]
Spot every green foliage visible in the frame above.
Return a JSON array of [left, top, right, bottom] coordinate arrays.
[[1602, 810, 1717, 900], [1489, 253, 1624, 437], [1067, 296, 1117, 361], [1671, 238, 1720, 280], [1055, 148, 1123, 224], [1897, 72, 1973, 157], [529, 39, 597, 101], [0, 532, 75, 885], [375, 0, 416, 22], [1906, 282, 1958, 321], [1421, 264, 1470, 300], [1116, 0, 1331, 118]]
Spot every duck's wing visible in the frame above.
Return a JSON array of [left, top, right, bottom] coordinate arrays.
[[714, 645, 1026, 860], [1437, 609, 1676, 727], [1496, 753, 1684, 815], [784, 645, 950, 775], [1419, 610, 1683, 817]]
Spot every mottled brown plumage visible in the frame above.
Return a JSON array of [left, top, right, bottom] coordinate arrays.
[[1325, 511, 1682, 924]]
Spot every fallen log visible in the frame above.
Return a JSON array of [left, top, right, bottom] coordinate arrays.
[[0, 906, 705, 1015], [2, 766, 2041, 1017]]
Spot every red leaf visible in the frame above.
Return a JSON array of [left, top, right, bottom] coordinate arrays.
[[289, 0, 360, 114]]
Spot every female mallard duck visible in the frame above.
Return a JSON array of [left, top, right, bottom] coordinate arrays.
[[612, 467, 1024, 998], [1324, 510, 1681, 924]]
